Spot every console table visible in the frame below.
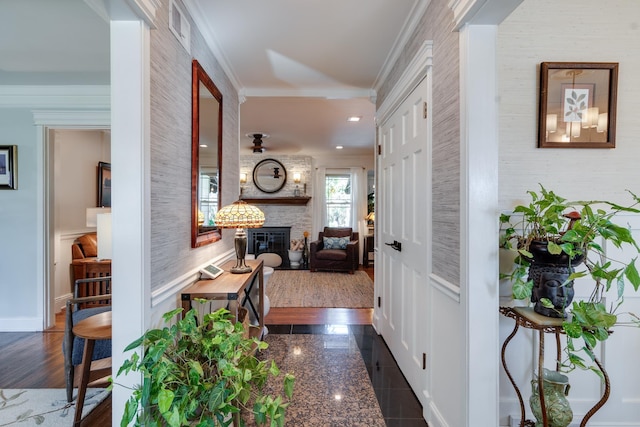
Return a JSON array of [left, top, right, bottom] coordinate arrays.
[[500, 306, 610, 427], [181, 259, 264, 339]]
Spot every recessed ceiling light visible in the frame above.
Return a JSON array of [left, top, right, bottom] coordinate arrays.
[[347, 116, 361, 122], [336, 145, 343, 150], [200, 144, 208, 148]]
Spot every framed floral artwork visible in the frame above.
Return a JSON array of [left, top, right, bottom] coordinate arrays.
[[538, 62, 618, 148]]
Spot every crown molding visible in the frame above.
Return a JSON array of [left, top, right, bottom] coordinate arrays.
[[377, 40, 433, 125], [182, 0, 242, 93], [448, 0, 523, 29], [373, 0, 431, 93], [242, 87, 374, 99], [0, 85, 110, 109], [32, 110, 110, 127]]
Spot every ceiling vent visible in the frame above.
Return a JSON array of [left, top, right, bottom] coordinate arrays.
[[169, 0, 191, 54]]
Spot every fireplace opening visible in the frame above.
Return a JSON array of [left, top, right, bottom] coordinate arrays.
[[247, 226, 292, 269]]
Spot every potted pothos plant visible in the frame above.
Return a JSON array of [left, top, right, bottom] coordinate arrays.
[[114, 306, 295, 427], [500, 184, 640, 376]]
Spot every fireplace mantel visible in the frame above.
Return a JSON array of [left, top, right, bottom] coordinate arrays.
[[239, 196, 311, 206]]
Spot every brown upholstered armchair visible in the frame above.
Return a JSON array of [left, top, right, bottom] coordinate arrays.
[[309, 227, 359, 274], [72, 232, 98, 260], [70, 232, 111, 291]]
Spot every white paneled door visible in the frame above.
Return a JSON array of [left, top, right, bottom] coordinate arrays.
[[377, 75, 431, 413]]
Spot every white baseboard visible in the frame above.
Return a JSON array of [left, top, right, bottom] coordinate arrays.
[[0, 317, 43, 332]]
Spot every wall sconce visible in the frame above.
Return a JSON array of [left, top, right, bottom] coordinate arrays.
[[239, 172, 247, 196], [293, 172, 302, 196]]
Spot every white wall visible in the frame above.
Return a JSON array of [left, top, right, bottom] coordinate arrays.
[[498, 0, 640, 425], [52, 129, 110, 312], [498, 0, 640, 205], [0, 109, 40, 327]]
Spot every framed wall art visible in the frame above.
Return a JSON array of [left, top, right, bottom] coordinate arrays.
[[97, 161, 111, 207], [0, 145, 18, 190], [538, 62, 618, 148]]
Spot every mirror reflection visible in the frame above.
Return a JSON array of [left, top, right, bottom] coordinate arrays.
[[192, 59, 222, 247], [253, 158, 287, 193]]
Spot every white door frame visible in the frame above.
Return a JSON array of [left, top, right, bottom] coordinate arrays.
[[33, 110, 111, 329]]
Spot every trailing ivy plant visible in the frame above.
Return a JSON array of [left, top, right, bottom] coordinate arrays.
[[500, 185, 640, 376], [114, 306, 295, 427]]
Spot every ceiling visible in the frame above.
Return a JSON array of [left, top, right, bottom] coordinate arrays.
[[1, 0, 424, 158]]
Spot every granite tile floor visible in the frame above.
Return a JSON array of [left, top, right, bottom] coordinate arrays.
[[267, 324, 429, 426]]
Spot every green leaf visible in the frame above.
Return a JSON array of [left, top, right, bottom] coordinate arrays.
[[547, 240, 562, 255], [165, 406, 181, 427], [158, 388, 174, 414], [562, 321, 583, 338], [540, 298, 554, 308], [284, 373, 295, 399], [582, 331, 597, 348], [625, 259, 640, 291], [121, 397, 138, 427], [512, 279, 533, 300]]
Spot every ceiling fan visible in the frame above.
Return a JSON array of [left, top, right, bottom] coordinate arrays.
[[247, 133, 269, 153]]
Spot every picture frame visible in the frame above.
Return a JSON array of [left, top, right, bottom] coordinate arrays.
[[200, 263, 224, 280], [538, 62, 618, 148], [0, 145, 18, 190], [97, 161, 111, 207]]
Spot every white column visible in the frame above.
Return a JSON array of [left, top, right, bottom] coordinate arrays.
[[459, 24, 500, 426], [110, 19, 151, 424]]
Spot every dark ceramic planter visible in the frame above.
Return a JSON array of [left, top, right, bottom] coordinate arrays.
[[527, 240, 584, 318]]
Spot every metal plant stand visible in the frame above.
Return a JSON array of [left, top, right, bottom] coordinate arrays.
[[500, 307, 610, 427]]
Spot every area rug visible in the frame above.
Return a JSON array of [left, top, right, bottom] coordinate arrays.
[[268, 270, 374, 308], [0, 388, 109, 426]]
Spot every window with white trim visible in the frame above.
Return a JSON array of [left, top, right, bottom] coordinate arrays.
[[325, 174, 352, 227]]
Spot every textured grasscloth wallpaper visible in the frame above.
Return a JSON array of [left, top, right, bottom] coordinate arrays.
[[149, 0, 239, 290], [377, 0, 461, 287]]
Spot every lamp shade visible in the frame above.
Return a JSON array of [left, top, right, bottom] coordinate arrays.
[[97, 212, 112, 259], [214, 200, 265, 229], [86, 207, 111, 227]]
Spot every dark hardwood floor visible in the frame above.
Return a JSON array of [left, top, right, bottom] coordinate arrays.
[[0, 266, 377, 426]]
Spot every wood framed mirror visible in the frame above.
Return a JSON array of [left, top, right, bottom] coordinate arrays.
[[253, 158, 287, 193], [192, 59, 222, 247]]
